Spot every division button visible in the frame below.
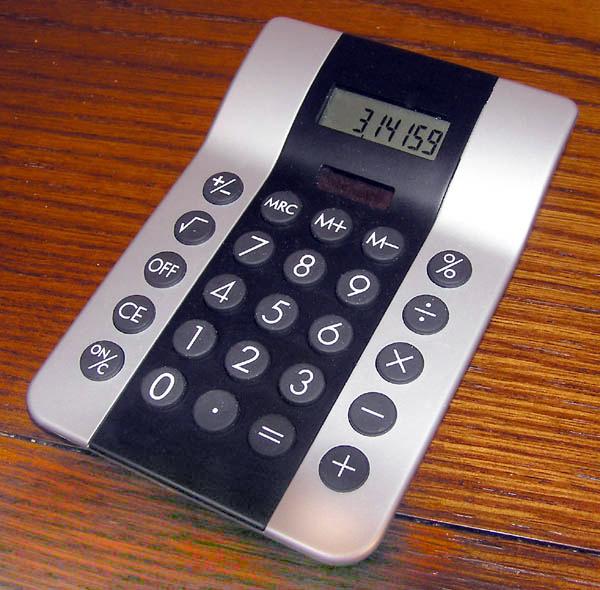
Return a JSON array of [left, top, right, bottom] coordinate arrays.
[[174, 210, 215, 246], [283, 249, 327, 287], [172, 319, 217, 358], [225, 340, 270, 381], [112, 295, 156, 334], [233, 231, 274, 267], [80, 340, 125, 381], [248, 414, 296, 457], [202, 171, 243, 205], [255, 293, 299, 333], [319, 445, 370, 492], [336, 269, 380, 307], [193, 389, 239, 433], [279, 363, 325, 405], [427, 250, 472, 288], [140, 367, 186, 409], [203, 274, 246, 312], [376, 342, 424, 384], [349, 393, 397, 436], [311, 208, 353, 244], [144, 251, 187, 288], [308, 315, 353, 355], [261, 191, 302, 225], [403, 294, 449, 335], [362, 226, 405, 263]]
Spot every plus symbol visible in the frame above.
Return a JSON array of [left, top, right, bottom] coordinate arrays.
[[331, 454, 356, 478]]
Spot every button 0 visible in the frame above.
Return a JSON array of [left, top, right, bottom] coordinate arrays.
[[319, 445, 370, 492], [403, 294, 449, 335], [261, 191, 302, 225], [141, 367, 186, 409], [311, 208, 352, 244], [80, 341, 125, 381], [362, 227, 404, 263], [144, 251, 186, 288], [113, 295, 155, 334], [349, 393, 397, 436], [174, 210, 215, 246], [202, 172, 243, 205], [427, 250, 472, 288], [249, 414, 296, 457], [376, 342, 424, 384], [233, 231, 274, 267], [193, 389, 239, 433], [336, 269, 380, 307]]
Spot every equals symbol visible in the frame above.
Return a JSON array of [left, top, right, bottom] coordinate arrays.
[[258, 425, 284, 444]]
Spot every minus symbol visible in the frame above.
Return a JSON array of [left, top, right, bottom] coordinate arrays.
[[360, 406, 384, 419]]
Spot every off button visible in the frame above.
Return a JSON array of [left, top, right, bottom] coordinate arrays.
[[144, 251, 187, 288]]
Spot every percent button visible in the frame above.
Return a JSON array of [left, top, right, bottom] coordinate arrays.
[[403, 294, 449, 335], [427, 250, 472, 288]]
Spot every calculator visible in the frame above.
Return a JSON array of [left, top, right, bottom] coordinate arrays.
[[28, 18, 577, 565]]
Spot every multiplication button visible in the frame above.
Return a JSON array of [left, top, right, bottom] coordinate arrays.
[[376, 342, 424, 384], [113, 295, 155, 334], [249, 414, 295, 457], [174, 211, 215, 245], [349, 393, 397, 436], [319, 446, 369, 492], [80, 341, 124, 381], [427, 250, 472, 288], [144, 251, 186, 288], [403, 294, 449, 335]]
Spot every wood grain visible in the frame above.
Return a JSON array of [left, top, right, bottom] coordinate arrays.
[[0, 0, 599, 586]]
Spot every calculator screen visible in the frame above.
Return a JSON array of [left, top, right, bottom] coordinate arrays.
[[319, 87, 450, 161]]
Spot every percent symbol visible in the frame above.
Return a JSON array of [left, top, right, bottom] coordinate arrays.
[[435, 252, 464, 279]]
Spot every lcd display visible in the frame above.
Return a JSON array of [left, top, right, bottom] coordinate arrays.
[[319, 88, 450, 161]]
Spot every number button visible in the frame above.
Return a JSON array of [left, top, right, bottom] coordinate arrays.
[[203, 274, 246, 312], [283, 249, 326, 287], [141, 367, 186, 409], [308, 315, 353, 355], [362, 227, 404, 263], [144, 251, 187, 288], [80, 341, 125, 381], [193, 389, 239, 433], [336, 269, 380, 307], [174, 210, 215, 246], [255, 294, 299, 333], [248, 414, 296, 457], [261, 191, 302, 225], [172, 319, 217, 358], [279, 363, 325, 405], [311, 208, 353, 244], [233, 231, 274, 267], [225, 340, 270, 381]]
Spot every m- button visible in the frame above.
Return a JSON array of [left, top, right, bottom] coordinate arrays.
[[113, 295, 156, 334], [362, 227, 404, 263]]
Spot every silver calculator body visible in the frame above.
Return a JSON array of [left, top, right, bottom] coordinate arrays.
[[28, 18, 577, 564]]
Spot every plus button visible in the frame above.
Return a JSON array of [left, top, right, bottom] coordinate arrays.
[[319, 446, 370, 492]]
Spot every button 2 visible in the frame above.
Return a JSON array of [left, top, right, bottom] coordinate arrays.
[[80, 341, 125, 381], [319, 445, 370, 492], [144, 251, 187, 288], [225, 340, 270, 381], [349, 393, 397, 436], [248, 414, 296, 457], [202, 172, 243, 205], [376, 342, 424, 384], [174, 211, 215, 246], [113, 295, 155, 334]]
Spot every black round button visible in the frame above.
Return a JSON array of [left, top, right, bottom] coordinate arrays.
[[311, 208, 352, 244], [233, 231, 274, 267], [225, 340, 270, 381], [193, 390, 239, 433], [248, 414, 296, 457], [140, 367, 186, 409], [319, 445, 370, 492], [427, 250, 472, 288], [112, 295, 155, 334], [279, 363, 325, 405], [376, 342, 424, 384], [362, 227, 404, 263], [403, 294, 449, 335], [349, 393, 397, 436], [308, 315, 353, 355], [80, 341, 125, 381], [255, 294, 298, 333], [172, 320, 217, 358], [336, 269, 380, 307], [261, 191, 302, 225], [203, 274, 246, 312], [283, 249, 327, 287], [174, 210, 215, 245], [202, 171, 243, 205], [144, 251, 187, 288]]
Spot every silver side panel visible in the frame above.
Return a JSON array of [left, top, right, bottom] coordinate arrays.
[[27, 18, 341, 446], [265, 79, 577, 565]]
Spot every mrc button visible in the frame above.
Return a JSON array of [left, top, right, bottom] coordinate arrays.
[[261, 191, 302, 225], [113, 295, 155, 334], [144, 251, 187, 288]]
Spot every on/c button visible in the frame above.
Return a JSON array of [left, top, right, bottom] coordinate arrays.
[[113, 294, 156, 334]]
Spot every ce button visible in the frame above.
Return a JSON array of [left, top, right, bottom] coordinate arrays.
[[113, 295, 156, 334]]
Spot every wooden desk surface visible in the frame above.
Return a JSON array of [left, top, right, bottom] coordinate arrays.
[[1, 1, 598, 587]]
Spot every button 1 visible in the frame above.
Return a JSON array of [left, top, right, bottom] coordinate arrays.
[[233, 231, 274, 267], [349, 393, 397, 436], [427, 250, 472, 288], [193, 390, 239, 433], [403, 294, 449, 335], [261, 191, 302, 225], [172, 320, 217, 358], [376, 342, 424, 384], [255, 294, 298, 333], [311, 208, 352, 244], [144, 251, 187, 288], [336, 269, 380, 307], [80, 341, 125, 381], [174, 210, 215, 246], [283, 249, 326, 287], [248, 414, 296, 457], [279, 363, 325, 405], [202, 171, 243, 205], [203, 274, 246, 312], [362, 227, 404, 263], [141, 367, 186, 409], [225, 340, 270, 381], [112, 295, 155, 334], [308, 315, 353, 355], [319, 446, 370, 492]]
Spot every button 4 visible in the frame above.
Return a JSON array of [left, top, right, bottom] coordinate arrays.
[[203, 274, 246, 312]]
